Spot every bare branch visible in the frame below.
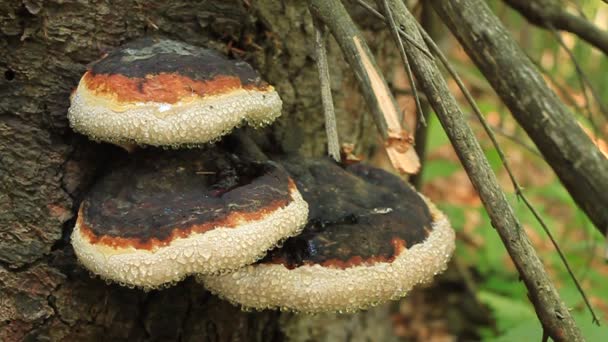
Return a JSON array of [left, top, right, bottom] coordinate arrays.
[[378, 0, 425, 127], [467, 115, 542, 157], [530, 58, 584, 112], [432, 0, 608, 237], [311, 16, 341, 162], [546, 25, 608, 123]]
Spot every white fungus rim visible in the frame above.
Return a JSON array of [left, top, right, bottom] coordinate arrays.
[[71, 187, 308, 290], [68, 82, 282, 147], [198, 197, 455, 313]]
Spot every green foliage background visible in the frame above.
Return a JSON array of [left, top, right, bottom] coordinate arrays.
[[419, 1, 608, 339]]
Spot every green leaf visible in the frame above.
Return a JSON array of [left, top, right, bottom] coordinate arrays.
[[575, 313, 608, 341], [483, 147, 503, 172], [425, 113, 451, 152], [436, 204, 466, 231], [475, 209, 508, 275], [528, 181, 573, 205], [481, 275, 525, 299], [478, 291, 536, 333], [422, 159, 459, 182], [489, 321, 542, 342]]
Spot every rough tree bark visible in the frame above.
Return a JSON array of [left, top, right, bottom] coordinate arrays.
[[0, 1, 402, 340]]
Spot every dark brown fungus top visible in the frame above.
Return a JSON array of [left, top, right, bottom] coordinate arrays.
[[71, 148, 310, 289], [199, 157, 454, 313], [85, 37, 267, 103], [79, 149, 293, 250], [260, 158, 433, 269]]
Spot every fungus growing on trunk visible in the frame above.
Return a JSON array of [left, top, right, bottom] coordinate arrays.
[[70, 150, 308, 289], [199, 158, 454, 313], [68, 37, 282, 147]]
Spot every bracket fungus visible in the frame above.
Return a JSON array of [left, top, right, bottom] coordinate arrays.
[[199, 158, 455, 313], [70, 150, 308, 289], [68, 37, 282, 147]]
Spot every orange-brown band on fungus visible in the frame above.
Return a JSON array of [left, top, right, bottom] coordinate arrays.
[[79, 180, 297, 251], [268, 237, 408, 270], [83, 71, 270, 104]]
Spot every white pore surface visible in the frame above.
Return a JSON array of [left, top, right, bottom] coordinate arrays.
[[71, 189, 308, 290], [199, 200, 455, 313], [68, 83, 282, 147]]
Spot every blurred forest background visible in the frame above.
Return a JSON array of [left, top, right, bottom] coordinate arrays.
[[1, 0, 607, 341], [390, 0, 608, 340]]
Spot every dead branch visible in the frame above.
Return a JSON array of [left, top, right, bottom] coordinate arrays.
[[311, 16, 341, 162], [378, 0, 584, 340]]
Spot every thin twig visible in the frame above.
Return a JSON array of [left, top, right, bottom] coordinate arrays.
[[547, 24, 608, 124], [379, 0, 425, 127], [522, 194, 600, 326], [466, 114, 542, 158], [567, 0, 588, 20], [350, 0, 435, 62], [311, 16, 341, 162], [393, 89, 541, 156], [230, 128, 269, 161], [550, 30, 595, 132], [308, 0, 420, 174], [530, 57, 584, 111], [392, 87, 428, 99]]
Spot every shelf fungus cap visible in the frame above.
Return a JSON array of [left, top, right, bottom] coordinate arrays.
[[199, 158, 455, 313], [68, 37, 282, 147], [70, 151, 308, 289]]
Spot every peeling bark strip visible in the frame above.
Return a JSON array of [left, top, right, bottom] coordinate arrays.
[[431, 0, 608, 235], [382, 0, 584, 340], [308, 0, 420, 174], [352, 37, 401, 133], [353, 36, 420, 173]]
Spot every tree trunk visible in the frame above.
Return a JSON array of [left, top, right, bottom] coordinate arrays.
[[0, 1, 397, 340]]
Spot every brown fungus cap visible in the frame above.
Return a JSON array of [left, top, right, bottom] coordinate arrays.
[[199, 158, 454, 313], [71, 150, 308, 289], [68, 37, 282, 147]]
